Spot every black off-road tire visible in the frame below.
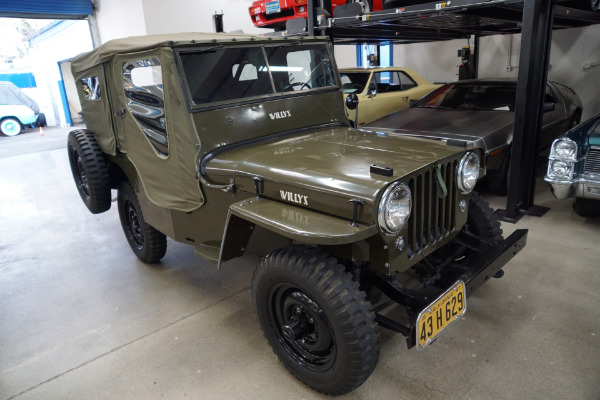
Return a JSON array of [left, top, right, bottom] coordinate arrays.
[[573, 197, 600, 217], [467, 192, 504, 244], [252, 245, 380, 395], [117, 181, 167, 263], [67, 129, 111, 214]]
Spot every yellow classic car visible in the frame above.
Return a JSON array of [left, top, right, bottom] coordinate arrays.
[[340, 67, 440, 126]]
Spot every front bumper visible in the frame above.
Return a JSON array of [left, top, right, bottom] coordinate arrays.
[[545, 176, 600, 201], [366, 228, 528, 348]]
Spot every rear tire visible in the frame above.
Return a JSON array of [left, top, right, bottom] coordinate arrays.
[[117, 181, 167, 263], [67, 129, 111, 213], [252, 245, 380, 395], [573, 197, 600, 217]]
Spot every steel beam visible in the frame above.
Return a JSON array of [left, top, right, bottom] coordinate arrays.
[[502, 0, 555, 222]]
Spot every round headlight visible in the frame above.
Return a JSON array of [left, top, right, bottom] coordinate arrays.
[[550, 160, 572, 178], [457, 151, 480, 193], [378, 182, 412, 235], [551, 139, 577, 160]]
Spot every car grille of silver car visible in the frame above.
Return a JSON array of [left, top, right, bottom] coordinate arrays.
[[406, 158, 459, 259]]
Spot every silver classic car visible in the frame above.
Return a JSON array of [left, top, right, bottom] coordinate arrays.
[[545, 112, 600, 217], [365, 78, 583, 194]]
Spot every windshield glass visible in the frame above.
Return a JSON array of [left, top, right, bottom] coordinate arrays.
[[418, 83, 516, 111], [339, 72, 370, 94], [179, 43, 337, 106]]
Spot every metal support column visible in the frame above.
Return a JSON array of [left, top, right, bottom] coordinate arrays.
[[307, 0, 315, 36], [498, 0, 554, 222], [472, 34, 480, 79]]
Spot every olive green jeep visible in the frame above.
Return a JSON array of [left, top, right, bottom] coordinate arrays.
[[68, 33, 527, 395]]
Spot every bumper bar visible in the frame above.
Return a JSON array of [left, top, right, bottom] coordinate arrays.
[[366, 229, 528, 348]]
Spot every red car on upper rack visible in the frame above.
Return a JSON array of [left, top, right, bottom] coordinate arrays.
[[249, 0, 599, 30], [249, 0, 385, 30]]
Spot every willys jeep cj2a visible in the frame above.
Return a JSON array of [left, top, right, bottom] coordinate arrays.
[[67, 32, 528, 395]]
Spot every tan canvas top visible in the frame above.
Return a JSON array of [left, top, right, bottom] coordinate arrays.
[[71, 32, 320, 73]]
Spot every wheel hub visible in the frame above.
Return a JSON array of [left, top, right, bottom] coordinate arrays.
[[126, 201, 144, 246]]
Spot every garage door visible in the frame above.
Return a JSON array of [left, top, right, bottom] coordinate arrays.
[[0, 0, 92, 19]]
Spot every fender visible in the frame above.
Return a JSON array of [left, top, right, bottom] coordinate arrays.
[[217, 197, 377, 268]]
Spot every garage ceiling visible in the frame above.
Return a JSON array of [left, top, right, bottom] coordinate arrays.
[[0, 0, 92, 19]]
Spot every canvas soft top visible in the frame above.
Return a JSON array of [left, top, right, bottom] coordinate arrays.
[[71, 32, 323, 73]]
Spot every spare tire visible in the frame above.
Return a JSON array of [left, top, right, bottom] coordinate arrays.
[[67, 129, 111, 214]]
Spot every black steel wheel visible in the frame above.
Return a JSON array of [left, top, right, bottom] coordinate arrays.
[[573, 197, 600, 217], [117, 181, 167, 263], [67, 129, 111, 214], [252, 245, 379, 395]]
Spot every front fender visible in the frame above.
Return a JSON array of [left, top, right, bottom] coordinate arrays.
[[218, 197, 377, 268]]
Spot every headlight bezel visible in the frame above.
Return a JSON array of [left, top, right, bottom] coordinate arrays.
[[550, 138, 577, 162], [377, 182, 412, 236], [457, 151, 481, 193]]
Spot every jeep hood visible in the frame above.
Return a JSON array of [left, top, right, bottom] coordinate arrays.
[[204, 126, 471, 221]]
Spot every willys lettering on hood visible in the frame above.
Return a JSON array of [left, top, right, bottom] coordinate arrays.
[[269, 110, 291, 120], [205, 127, 468, 207]]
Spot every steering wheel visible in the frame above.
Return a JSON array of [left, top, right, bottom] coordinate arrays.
[[282, 82, 312, 91]]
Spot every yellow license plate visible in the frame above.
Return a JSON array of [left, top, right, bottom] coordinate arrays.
[[416, 280, 466, 349]]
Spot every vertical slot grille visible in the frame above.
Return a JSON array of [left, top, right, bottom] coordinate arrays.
[[407, 159, 458, 259], [584, 148, 600, 174]]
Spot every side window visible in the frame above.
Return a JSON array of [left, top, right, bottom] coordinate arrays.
[[123, 57, 168, 158], [80, 76, 101, 100], [373, 71, 394, 92], [398, 72, 417, 90]]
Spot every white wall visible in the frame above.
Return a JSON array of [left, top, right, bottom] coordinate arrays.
[[94, 0, 147, 43], [141, 0, 267, 35], [94, 0, 269, 41]]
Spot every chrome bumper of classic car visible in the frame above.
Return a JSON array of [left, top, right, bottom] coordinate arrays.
[[545, 175, 600, 200]]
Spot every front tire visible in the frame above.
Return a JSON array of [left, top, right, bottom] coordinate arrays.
[[467, 192, 504, 244], [1, 118, 22, 136], [573, 197, 600, 217], [117, 181, 167, 263], [252, 245, 380, 395]]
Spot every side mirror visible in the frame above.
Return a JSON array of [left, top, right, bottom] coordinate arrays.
[[543, 102, 555, 113], [346, 93, 359, 110]]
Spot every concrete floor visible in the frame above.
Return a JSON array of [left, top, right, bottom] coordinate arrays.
[[1, 126, 599, 400]]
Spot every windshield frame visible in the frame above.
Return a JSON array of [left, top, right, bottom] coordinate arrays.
[[174, 41, 341, 112]]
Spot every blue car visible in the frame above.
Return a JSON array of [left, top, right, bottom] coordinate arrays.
[[545, 112, 600, 217]]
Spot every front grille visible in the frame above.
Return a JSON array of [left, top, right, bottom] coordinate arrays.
[[264, 9, 295, 20], [584, 148, 600, 174], [406, 159, 458, 259]]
